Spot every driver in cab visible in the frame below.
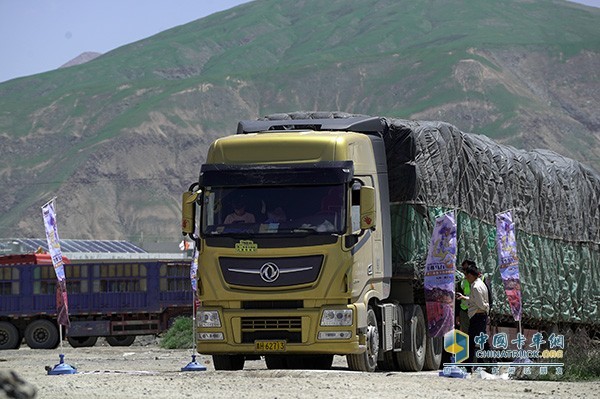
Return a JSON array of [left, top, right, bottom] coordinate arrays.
[[224, 200, 255, 224]]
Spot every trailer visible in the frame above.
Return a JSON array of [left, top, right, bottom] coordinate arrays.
[[0, 253, 192, 349]]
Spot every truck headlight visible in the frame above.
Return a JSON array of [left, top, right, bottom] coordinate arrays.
[[197, 310, 221, 328], [320, 309, 353, 326]]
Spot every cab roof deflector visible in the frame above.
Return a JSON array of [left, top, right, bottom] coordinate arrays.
[[237, 116, 385, 136]]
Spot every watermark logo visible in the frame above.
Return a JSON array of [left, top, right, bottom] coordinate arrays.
[[441, 329, 566, 378], [444, 329, 469, 363]]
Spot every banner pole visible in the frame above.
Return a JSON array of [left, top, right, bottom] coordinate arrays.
[[42, 198, 76, 375], [192, 264, 197, 355], [495, 208, 514, 216], [191, 242, 198, 354], [40, 196, 58, 210], [181, 242, 205, 371]]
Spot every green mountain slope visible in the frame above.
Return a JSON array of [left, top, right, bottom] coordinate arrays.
[[0, 0, 598, 243]]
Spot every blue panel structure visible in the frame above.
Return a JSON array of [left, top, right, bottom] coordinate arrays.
[[1, 254, 193, 348]]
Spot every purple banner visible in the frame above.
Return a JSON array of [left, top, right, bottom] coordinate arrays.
[[424, 212, 457, 337], [496, 211, 522, 321], [42, 199, 70, 327], [190, 248, 199, 292]]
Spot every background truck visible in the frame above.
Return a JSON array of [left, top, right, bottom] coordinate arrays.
[[182, 112, 600, 371], [0, 253, 192, 349]]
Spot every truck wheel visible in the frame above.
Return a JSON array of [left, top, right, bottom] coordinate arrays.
[[24, 320, 59, 349], [213, 355, 245, 371], [310, 355, 334, 370], [423, 335, 443, 370], [378, 351, 400, 371], [347, 307, 379, 372], [106, 335, 136, 346], [0, 321, 21, 350], [67, 336, 98, 348], [397, 305, 426, 371], [286, 355, 334, 370], [265, 355, 289, 369]]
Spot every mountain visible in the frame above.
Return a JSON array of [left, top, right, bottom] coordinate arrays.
[[0, 0, 599, 244], [60, 52, 103, 69]]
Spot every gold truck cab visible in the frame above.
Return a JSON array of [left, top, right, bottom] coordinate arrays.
[[183, 117, 393, 371]]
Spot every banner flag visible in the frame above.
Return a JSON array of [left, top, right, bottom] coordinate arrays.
[[41, 199, 70, 327], [496, 211, 522, 321], [424, 211, 457, 337], [190, 248, 199, 292]]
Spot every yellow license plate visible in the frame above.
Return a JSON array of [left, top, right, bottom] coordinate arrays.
[[255, 340, 286, 352]]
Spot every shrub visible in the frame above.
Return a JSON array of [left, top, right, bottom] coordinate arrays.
[[562, 328, 600, 381], [160, 317, 194, 349]]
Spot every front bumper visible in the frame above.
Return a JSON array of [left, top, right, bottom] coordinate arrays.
[[195, 305, 363, 355]]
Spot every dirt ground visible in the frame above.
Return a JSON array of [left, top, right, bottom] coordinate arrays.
[[1, 338, 598, 399]]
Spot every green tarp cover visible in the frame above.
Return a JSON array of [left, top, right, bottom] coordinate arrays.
[[384, 118, 599, 326]]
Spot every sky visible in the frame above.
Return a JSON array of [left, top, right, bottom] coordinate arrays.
[[0, 0, 251, 83], [0, 0, 598, 84]]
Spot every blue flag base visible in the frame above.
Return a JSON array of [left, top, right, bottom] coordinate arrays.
[[47, 354, 77, 375], [181, 355, 206, 372], [439, 355, 468, 378], [439, 365, 468, 378]]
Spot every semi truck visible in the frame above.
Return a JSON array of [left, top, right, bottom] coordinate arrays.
[[181, 112, 600, 371], [0, 253, 192, 349]]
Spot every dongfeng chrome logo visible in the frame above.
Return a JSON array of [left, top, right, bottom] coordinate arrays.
[[259, 262, 280, 283]]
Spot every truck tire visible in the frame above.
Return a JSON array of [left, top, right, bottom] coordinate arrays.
[[265, 355, 289, 369], [397, 305, 426, 371], [285, 355, 334, 370], [24, 320, 59, 349], [310, 355, 334, 370], [423, 335, 443, 370], [0, 321, 21, 350], [347, 307, 379, 372], [377, 351, 400, 371], [212, 355, 245, 371], [106, 335, 136, 347], [67, 336, 98, 348]]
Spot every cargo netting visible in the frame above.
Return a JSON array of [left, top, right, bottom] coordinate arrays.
[[262, 112, 600, 327]]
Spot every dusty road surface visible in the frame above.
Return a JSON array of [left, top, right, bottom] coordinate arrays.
[[1, 339, 598, 399]]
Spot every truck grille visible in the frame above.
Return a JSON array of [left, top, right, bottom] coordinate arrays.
[[220, 255, 323, 287], [241, 316, 303, 344], [241, 317, 302, 330]]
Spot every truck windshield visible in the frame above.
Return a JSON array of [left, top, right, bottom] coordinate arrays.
[[201, 185, 346, 236]]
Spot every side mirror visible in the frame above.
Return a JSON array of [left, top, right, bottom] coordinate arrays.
[[182, 190, 199, 235], [360, 186, 376, 230]]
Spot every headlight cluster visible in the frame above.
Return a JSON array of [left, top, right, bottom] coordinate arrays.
[[197, 310, 221, 328], [320, 309, 353, 326]]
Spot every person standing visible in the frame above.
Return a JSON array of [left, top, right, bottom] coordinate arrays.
[[456, 263, 489, 370], [456, 260, 473, 333]]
